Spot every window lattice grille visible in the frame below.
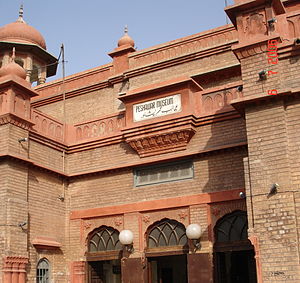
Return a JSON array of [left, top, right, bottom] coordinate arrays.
[[148, 219, 187, 248], [135, 160, 193, 186], [89, 226, 122, 252], [36, 258, 49, 283], [215, 211, 248, 243]]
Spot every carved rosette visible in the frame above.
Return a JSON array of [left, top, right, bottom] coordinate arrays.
[[127, 128, 195, 157], [83, 222, 92, 230], [178, 210, 188, 220], [114, 217, 123, 227], [142, 215, 150, 224]]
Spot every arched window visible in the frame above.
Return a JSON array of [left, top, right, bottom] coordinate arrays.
[[147, 219, 187, 248], [215, 210, 248, 243], [89, 226, 122, 252], [36, 258, 50, 283]]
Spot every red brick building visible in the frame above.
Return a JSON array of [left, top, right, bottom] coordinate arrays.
[[0, 0, 300, 282]]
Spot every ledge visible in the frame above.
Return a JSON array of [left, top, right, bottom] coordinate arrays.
[[231, 88, 300, 114], [32, 237, 62, 249], [225, 0, 285, 26], [70, 188, 245, 220], [119, 76, 203, 101]]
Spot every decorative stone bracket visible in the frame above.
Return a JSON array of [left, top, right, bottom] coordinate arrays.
[[126, 125, 195, 157], [119, 76, 202, 157], [0, 113, 34, 130]]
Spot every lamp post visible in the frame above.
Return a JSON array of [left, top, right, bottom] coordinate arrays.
[[186, 224, 201, 252]]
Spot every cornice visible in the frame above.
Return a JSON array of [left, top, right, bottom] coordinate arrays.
[[3, 256, 28, 265], [34, 64, 112, 94], [124, 44, 236, 79], [127, 126, 196, 158], [31, 43, 236, 108], [70, 188, 245, 220], [25, 109, 242, 154], [0, 140, 247, 179], [120, 76, 202, 101], [130, 25, 236, 57], [29, 131, 67, 151], [67, 134, 123, 153], [0, 113, 34, 130], [277, 41, 300, 59], [0, 153, 67, 177], [231, 88, 300, 114], [232, 35, 281, 59], [31, 80, 110, 108]]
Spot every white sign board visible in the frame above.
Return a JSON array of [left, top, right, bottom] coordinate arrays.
[[133, 94, 181, 122]]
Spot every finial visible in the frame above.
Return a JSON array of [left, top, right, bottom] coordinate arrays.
[[17, 4, 25, 23], [12, 47, 16, 62], [117, 25, 135, 48]]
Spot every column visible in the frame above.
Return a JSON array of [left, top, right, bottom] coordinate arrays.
[[71, 261, 86, 283], [2, 257, 28, 283]]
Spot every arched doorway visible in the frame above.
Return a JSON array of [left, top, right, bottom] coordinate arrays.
[[146, 218, 188, 283], [214, 210, 257, 283], [86, 226, 122, 283]]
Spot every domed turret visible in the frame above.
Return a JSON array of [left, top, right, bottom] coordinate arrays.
[[0, 5, 58, 85], [0, 48, 27, 80], [0, 5, 46, 49], [118, 26, 135, 48]]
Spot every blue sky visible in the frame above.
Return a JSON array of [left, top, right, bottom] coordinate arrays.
[[0, 1, 234, 81]]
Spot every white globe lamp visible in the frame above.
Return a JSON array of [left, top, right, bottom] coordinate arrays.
[[119, 230, 134, 245], [186, 224, 201, 240]]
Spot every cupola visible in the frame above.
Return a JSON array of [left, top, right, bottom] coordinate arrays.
[[0, 5, 58, 85], [0, 6, 46, 50], [117, 26, 135, 48], [0, 48, 27, 80], [108, 26, 136, 75]]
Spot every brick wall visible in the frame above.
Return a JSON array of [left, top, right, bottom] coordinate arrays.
[[29, 139, 64, 172], [0, 162, 8, 283], [27, 169, 67, 282], [68, 148, 246, 212], [37, 86, 124, 125], [243, 59, 300, 281], [130, 51, 238, 90], [66, 118, 246, 175]]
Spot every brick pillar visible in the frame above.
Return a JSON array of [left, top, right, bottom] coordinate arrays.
[[2, 257, 28, 283], [3, 261, 12, 283], [249, 234, 263, 283], [11, 263, 19, 283], [17, 263, 26, 283], [71, 261, 86, 283]]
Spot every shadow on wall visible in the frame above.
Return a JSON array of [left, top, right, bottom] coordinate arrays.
[[200, 92, 247, 194]]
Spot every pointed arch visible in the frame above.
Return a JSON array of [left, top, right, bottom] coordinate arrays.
[[146, 218, 188, 249], [214, 210, 248, 243], [88, 225, 122, 252], [36, 258, 50, 283]]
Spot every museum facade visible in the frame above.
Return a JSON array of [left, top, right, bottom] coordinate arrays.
[[1, 0, 300, 282]]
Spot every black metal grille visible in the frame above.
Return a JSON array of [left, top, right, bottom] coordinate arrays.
[[215, 210, 248, 243], [89, 226, 122, 252], [36, 259, 49, 283], [148, 219, 187, 248]]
